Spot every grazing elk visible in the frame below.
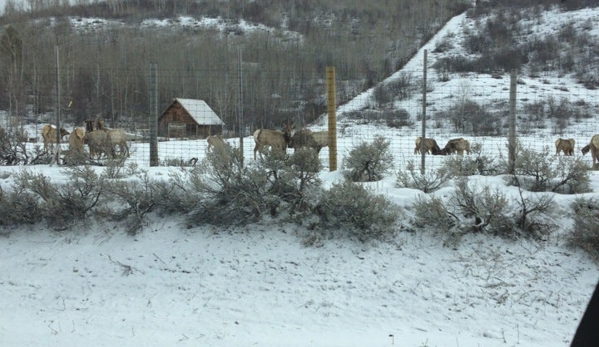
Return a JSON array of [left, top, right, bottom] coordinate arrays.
[[443, 138, 471, 155], [310, 131, 330, 153], [555, 138, 575, 156], [288, 129, 330, 153], [95, 119, 130, 158], [206, 135, 229, 151], [84, 130, 109, 160], [581, 134, 599, 166], [288, 128, 313, 152], [414, 137, 442, 155], [106, 128, 130, 158], [41, 124, 70, 152], [253, 124, 292, 160], [68, 127, 86, 156]]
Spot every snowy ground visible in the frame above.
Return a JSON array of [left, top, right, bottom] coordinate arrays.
[[1, 213, 597, 347], [1, 5, 599, 347]]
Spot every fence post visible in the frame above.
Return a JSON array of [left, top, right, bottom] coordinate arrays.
[[420, 50, 428, 174], [508, 69, 517, 174], [149, 62, 159, 167], [52, 45, 61, 166], [326, 66, 337, 172], [238, 47, 244, 167]]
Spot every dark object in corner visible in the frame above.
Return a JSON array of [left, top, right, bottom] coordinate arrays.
[[570, 281, 599, 347]]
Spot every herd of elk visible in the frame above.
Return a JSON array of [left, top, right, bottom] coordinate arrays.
[[414, 137, 470, 156], [82, 120, 130, 160], [413, 135, 599, 167], [38, 120, 599, 169], [40, 119, 130, 161], [553, 135, 599, 167], [253, 124, 334, 159]]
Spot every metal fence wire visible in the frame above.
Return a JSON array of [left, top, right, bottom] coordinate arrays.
[[2, 60, 598, 170]]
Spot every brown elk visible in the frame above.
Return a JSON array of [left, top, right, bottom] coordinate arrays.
[[96, 119, 130, 158], [414, 137, 442, 155], [443, 138, 471, 155], [253, 124, 292, 160], [68, 127, 86, 156], [581, 135, 599, 166], [65, 127, 87, 164], [288, 129, 329, 153], [555, 138, 575, 156], [84, 130, 109, 160], [41, 124, 70, 152], [206, 135, 229, 151], [109, 129, 130, 157], [288, 128, 314, 152], [310, 131, 330, 153]]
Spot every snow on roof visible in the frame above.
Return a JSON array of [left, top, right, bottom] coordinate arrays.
[[175, 98, 225, 126]]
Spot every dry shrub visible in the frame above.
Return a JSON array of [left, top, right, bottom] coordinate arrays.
[[0, 184, 43, 226], [396, 160, 453, 193], [344, 135, 394, 182], [317, 179, 401, 242], [570, 198, 599, 262], [103, 172, 157, 235], [412, 195, 453, 232], [185, 145, 272, 226], [412, 177, 556, 244], [510, 145, 590, 194], [14, 167, 105, 230]]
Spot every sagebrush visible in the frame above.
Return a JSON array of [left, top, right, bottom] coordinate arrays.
[[569, 198, 599, 262], [316, 179, 401, 241], [344, 135, 394, 182]]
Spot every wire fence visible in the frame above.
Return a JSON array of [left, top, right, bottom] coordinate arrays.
[[3, 63, 598, 170]]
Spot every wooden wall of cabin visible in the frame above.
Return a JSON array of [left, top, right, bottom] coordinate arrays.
[[159, 102, 223, 138]]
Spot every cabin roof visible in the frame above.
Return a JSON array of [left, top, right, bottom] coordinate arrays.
[[174, 98, 225, 126]]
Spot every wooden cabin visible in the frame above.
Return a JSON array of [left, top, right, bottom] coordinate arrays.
[[158, 98, 225, 139]]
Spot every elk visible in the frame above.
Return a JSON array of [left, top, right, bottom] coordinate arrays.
[[289, 129, 330, 154], [581, 135, 599, 166], [310, 131, 330, 153], [84, 130, 109, 160], [65, 127, 87, 164], [443, 138, 471, 155], [555, 138, 575, 156], [414, 137, 442, 155], [253, 124, 292, 160], [41, 124, 70, 152], [68, 127, 86, 156], [206, 135, 229, 151], [96, 119, 130, 158], [107, 128, 130, 157]]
